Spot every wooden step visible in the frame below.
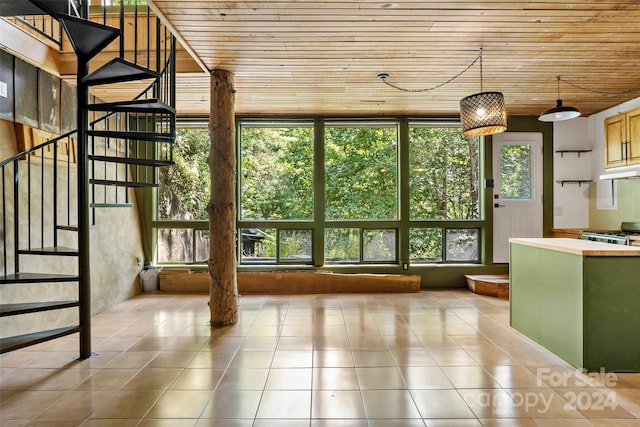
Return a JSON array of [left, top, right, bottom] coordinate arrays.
[[465, 274, 509, 299], [0, 325, 79, 354]]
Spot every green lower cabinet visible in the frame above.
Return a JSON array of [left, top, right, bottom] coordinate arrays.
[[583, 257, 640, 372], [539, 250, 583, 368], [510, 242, 640, 372], [510, 244, 541, 342]]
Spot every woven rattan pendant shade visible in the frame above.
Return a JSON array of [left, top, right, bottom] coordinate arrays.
[[459, 48, 507, 137], [460, 91, 507, 137]]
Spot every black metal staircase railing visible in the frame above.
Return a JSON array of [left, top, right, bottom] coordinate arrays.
[[0, 0, 176, 357], [0, 0, 82, 48]]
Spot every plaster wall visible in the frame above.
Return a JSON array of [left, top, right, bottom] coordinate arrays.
[[552, 117, 591, 229], [1, 121, 145, 337]]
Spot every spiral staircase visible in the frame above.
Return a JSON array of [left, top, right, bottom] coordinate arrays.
[[0, 0, 176, 358]]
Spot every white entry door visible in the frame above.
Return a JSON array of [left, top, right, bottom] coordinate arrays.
[[492, 132, 543, 263]]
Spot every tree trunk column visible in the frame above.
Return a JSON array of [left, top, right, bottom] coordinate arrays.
[[208, 69, 238, 326]]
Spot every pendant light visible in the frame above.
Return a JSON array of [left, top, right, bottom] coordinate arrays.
[[538, 76, 581, 122], [459, 48, 507, 137]]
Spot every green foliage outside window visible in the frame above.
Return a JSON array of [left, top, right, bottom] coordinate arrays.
[[409, 127, 479, 220], [500, 144, 532, 199], [240, 126, 314, 220], [410, 228, 443, 262], [325, 228, 360, 262], [158, 128, 210, 220], [279, 230, 312, 262], [157, 120, 481, 265], [363, 229, 396, 262], [325, 126, 398, 220]]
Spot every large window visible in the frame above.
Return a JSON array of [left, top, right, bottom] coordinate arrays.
[[407, 124, 481, 263], [240, 123, 314, 220], [409, 125, 479, 220], [158, 127, 210, 221], [325, 124, 398, 220], [156, 127, 210, 263], [324, 228, 397, 264], [154, 119, 484, 266]]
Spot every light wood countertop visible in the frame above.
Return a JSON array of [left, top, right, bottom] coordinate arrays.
[[509, 238, 640, 256]]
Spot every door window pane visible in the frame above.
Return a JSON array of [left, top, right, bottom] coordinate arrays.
[[500, 144, 532, 200], [445, 228, 479, 262], [409, 126, 479, 220], [240, 125, 314, 220], [409, 228, 443, 262], [363, 229, 396, 262], [325, 228, 359, 263], [325, 125, 398, 220]]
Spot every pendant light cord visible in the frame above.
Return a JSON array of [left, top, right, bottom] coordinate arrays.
[[479, 47, 483, 92], [559, 76, 640, 96], [378, 50, 640, 97], [378, 52, 481, 93]]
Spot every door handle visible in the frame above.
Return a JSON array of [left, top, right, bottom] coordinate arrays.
[[494, 203, 505, 208]]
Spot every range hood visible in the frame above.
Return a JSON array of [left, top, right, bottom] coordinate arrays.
[[599, 169, 640, 180]]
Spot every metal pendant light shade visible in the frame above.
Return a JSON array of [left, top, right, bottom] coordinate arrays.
[[538, 76, 581, 122], [460, 91, 507, 137], [459, 48, 507, 137]]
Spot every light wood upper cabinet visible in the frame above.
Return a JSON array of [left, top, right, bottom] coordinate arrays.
[[628, 107, 640, 165], [605, 107, 640, 168]]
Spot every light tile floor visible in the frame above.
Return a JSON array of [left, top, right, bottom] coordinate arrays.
[[1, 289, 639, 426]]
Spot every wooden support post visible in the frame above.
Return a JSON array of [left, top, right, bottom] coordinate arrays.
[[208, 69, 238, 326]]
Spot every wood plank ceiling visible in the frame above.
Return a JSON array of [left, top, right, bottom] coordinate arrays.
[[147, 0, 640, 118]]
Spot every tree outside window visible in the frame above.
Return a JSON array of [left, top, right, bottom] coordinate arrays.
[[409, 126, 479, 220], [325, 125, 398, 220]]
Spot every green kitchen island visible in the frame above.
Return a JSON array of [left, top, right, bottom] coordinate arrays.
[[509, 238, 640, 372]]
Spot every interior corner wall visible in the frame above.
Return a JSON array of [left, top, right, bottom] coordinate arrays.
[[90, 184, 146, 313]]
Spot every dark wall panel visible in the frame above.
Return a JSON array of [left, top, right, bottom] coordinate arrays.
[[14, 58, 38, 127], [61, 80, 77, 134], [39, 71, 61, 133], [0, 50, 14, 121]]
